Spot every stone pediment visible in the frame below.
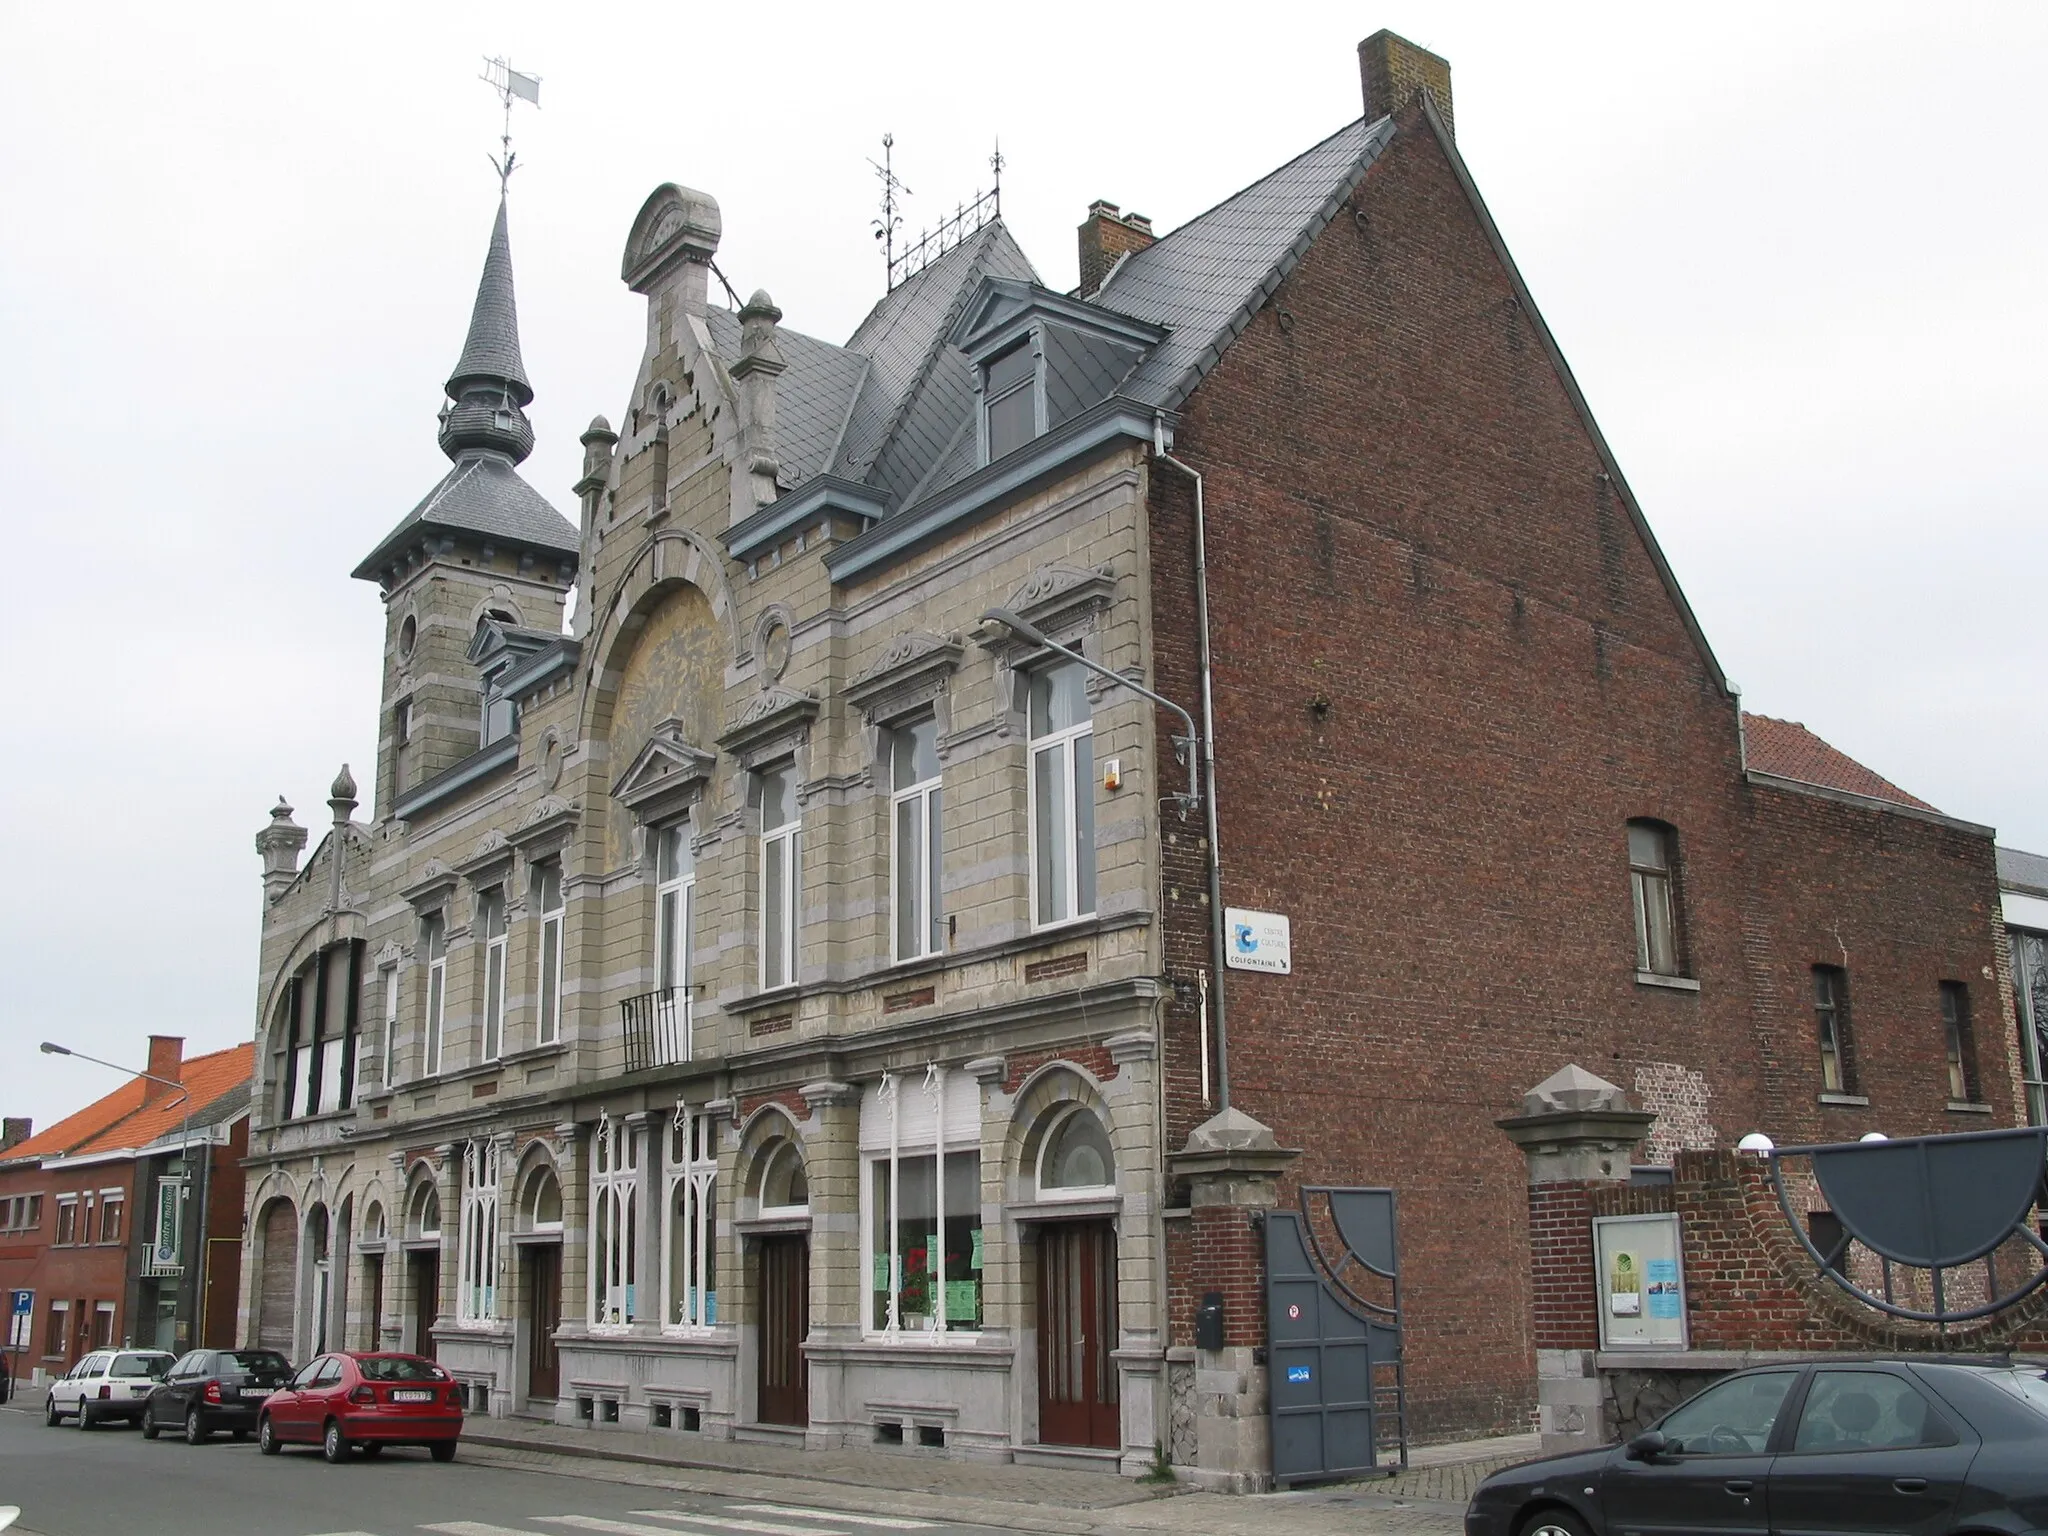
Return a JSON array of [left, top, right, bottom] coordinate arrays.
[[507, 793, 579, 856], [612, 721, 717, 825], [622, 184, 722, 295], [400, 858, 459, 912], [455, 828, 515, 882], [717, 686, 819, 766], [846, 631, 963, 721], [1009, 562, 1115, 625]]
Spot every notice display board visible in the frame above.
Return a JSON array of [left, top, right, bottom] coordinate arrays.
[[1592, 1212, 1687, 1349]]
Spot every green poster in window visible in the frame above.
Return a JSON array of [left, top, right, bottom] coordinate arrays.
[[946, 1279, 979, 1320], [970, 1228, 983, 1270], [873, 1254, 889, 1292]]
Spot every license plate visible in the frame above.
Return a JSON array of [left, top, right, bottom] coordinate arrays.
[[392, 1389, 434, 1403], [240, 1387, 271, 1399]]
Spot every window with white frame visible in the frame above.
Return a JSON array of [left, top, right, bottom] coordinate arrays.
[[1028, 660, 1095, 926], [1036, 1105, 1116, 1198], [457, 1139, 499, 1324], [380, 964, 400, 1087], [98, 1193, 123, 1245], [55, 1197, 78, 1246], [861, 1068, 983, 1336], [535, 863, 565, 1046], [589, 1116, 638, 1326], [409, 1180, 441, 1241], [1627, 820, 1684, 976], [279, 941, 363, 1119], [477, 888, 508, 1062], [655, 823, 694, 1005], [523, 1166, 562, 1233], [752, 766, 800, 989], [422, 914, 447, 1077], [663, 1108, 718, 1329], [889, 719, 943, 961], [757, 1141, 808, 1215]]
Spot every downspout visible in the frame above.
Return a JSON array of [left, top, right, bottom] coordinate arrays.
[[1153, 414, 1231, 1114]]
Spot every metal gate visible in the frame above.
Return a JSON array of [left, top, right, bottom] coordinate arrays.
[[1265, 1185, 1407, 1486]]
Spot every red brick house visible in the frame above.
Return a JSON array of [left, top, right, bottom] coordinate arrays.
[[1, 1038, 252, 1380]]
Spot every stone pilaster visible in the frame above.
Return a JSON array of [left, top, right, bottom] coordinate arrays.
[[1497, 1065, 1655, 1456], [1166, 1107, 1299, 1493], [798, 1078, 857, 1449]]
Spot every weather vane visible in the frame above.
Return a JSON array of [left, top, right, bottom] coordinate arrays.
[[480, 56, 541, 193], [870, 133, 911, 281]]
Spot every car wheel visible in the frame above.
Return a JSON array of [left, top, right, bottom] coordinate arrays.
[[185, 1408, 210, 1445], [1519, 1512, 1592, 1536], [429, 1440, 457, 1464], [322, 1419, 348, 1465], [257, 1415, 281, 1455], [77, 1402, 94, 1431], [141, 1405, 160, 1440], [44, 1396, 60, 1427]]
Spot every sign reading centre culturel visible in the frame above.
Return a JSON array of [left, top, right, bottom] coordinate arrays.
[[1224, 908, 1292, 974]]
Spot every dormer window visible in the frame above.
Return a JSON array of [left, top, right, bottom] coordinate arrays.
[[983, 343, 1039, 460], [481, 668, 518, 745]]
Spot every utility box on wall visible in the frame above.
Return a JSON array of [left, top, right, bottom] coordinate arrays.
[[1592, 1212, 1687, 1350]]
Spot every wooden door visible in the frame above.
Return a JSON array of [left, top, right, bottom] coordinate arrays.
[[256, 1204, 297, 1353], [1038, 1220, 1119, 1448], [755, 1235, 808, 1427], [525, 1244, 561, 1400], [408, 1249, 439, 1361]]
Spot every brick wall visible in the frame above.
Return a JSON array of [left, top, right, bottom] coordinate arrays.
[[1144, 99, 2010, 1438]]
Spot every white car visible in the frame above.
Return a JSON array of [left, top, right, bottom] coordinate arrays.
[[45, 1349, 174, 1429]]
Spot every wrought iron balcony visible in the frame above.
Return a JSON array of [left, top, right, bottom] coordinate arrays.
[[620, 986, 690, 1073]]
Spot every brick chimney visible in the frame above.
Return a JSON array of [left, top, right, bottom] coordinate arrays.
[[144, 1036, 185, 1104], [1077, 201, 1155, 299], [1, 1119, 30, 1152], [1359, 29, 1453, 136]]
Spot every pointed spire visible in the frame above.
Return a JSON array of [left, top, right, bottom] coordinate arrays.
[[439, 196, 536, 465]]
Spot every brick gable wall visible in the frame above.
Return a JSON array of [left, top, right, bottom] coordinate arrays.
[[1145, 101, 2008, 1438]]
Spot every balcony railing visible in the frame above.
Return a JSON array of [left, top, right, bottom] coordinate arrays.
[[620, 987, 689, 1074]]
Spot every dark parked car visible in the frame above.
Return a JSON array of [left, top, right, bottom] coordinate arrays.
[[257, 1352, 463, 1463], [1466, 1358, 2048, 1536], [141, 1348, 293, 1444]]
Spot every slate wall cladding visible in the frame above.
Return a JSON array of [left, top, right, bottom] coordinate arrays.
[[1143, 100, 2011, 1438]]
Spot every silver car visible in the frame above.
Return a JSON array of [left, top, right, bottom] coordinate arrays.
[[44, 1349, 174, 1429]]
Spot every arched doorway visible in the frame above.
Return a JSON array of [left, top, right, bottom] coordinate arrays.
[[255, 1200, 298, 1353], [305, 1205, 332, 1356]]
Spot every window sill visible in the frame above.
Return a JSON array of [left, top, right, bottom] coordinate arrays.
[[1946, 1100, 1995, 1115], [1008, 1194, 1122, 1222], [1818, 1092, 1871, 1108], [1634, 971, 1700, 992]]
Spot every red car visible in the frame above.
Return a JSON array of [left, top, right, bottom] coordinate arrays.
[[256, 1351, 463, 1464]]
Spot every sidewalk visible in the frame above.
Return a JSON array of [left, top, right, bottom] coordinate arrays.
[[459, 1413, 1538, 1536]]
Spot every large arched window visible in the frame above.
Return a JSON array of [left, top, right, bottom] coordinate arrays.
[[664, 1110, 717, 1330], [274, 939, 366, 1121], [1036, 1105, 1116, 1198], [458, 1139, 500, 1324], [589, 1116, 637, 1327]]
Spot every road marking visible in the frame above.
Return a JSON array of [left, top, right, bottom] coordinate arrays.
[[728, 1508, 937, 1530], [421, 1524, 561, 1536], [631, 1512, 859, 1536]]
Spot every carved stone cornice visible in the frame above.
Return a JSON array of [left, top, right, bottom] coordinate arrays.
[[506, 793, 579, 860], [400, 860, 459, 914], [454, 829, 515, 884], [717, 685, 819, 768]]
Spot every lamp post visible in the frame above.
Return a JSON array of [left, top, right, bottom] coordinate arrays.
[[40, 1043, 196, 1349], [978, 607, 1234, 1111]]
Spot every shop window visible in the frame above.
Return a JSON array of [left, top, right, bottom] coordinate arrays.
[[664, 1110, 717, 1329], [861, 1068, 982, 1336], [458, 1140, 500, 1323], [589, 1116, 638, 1327]]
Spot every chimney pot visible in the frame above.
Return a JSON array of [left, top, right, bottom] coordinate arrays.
[[1358, 29, 1454, 137], [1, 1118, 31, 1152]]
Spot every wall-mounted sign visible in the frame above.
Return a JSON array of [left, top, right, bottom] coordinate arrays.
[[1225, 908, 1292, 974], [1593, 1212, 1687, 1349]]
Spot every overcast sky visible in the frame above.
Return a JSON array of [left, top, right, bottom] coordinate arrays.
[[4, 1, 2043, 1131]]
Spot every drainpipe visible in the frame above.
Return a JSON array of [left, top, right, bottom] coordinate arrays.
[[1153, 414, 1231, 1114]]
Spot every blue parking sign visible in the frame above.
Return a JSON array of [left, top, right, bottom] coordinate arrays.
[[9, 1291, 28, 1316]]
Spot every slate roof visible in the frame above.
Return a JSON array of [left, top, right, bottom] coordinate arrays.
[[1998, 846, 2048, 896], [1094, 114, 1398, 408], [702, 305, 869, 487], [447, 198, 532, 403], [1742, 713, 1937, 813], [353, 452, 579, 580], [4, 1043, 253, 1165]]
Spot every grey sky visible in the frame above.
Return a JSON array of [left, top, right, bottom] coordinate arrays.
[[4, 1, 2042, 1129]]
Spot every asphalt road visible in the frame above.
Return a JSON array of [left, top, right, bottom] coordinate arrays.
[[0, 1396, 1006, 1536]]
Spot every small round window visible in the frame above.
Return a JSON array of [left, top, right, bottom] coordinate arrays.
[[397, 613, 417, 662], [1038, 1107, 1115, 1194]]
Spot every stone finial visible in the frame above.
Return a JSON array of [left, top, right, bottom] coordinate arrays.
[[255, 796, 309, 905], [329, 764, 358, 820], [1181, 1105, 1281, 1155], [1519, 1063, 1630, 1118], [1498, 1064, 1656, 1185], [732, 288, 785, 509]]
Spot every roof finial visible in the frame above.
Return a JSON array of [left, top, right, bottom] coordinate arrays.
[[479, 57, 540, 195], [870, 133, 911, 290]]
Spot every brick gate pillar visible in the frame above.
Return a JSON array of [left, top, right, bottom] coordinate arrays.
[[1497, 1065, 1655, 1455], [1167, 1106, 1299, 1493]]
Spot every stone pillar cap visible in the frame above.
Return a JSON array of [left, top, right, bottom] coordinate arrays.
[[1168, 1106, 1300, 1179], [1518, 1064, 1631, 1117]]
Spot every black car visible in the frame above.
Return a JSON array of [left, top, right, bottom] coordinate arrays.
[[1467, 1358, 2048, 1536], [141, 1348, 294, 1444]]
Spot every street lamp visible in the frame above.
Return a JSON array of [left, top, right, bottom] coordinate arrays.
[[979, 607, 1235, 1111], [40, 1041, 196, 1349]]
